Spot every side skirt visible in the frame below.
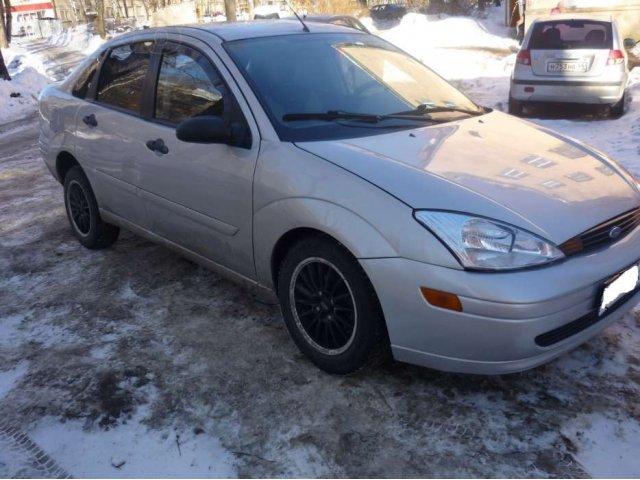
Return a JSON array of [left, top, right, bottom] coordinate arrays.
[[100, 209, 279, 305]]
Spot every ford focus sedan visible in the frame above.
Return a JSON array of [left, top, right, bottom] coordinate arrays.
[[39, 21, 640, 375], [509, 16, 629, 117]]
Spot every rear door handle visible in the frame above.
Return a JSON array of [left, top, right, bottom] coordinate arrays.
[[82, 114, 97, 127], [146, 138, 169, 155]]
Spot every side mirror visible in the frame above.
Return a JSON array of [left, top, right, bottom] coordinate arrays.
[[623, 38, 637, 50], [176, 116, 230, 144]]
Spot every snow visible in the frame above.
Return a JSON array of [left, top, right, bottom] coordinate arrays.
[[48, 23, 98, 53], [562, 413, 640, 478], [0, 42, 51, 125], [0, 6, 640, 478], [0, 361, 28, 400], [31, 406, 237, 478]]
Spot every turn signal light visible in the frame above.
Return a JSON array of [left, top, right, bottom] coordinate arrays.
[[516, 49, 531, 65], [420, 288, 463, 312], [607, 50, 625, 65]]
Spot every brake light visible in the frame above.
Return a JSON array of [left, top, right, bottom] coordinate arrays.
[[516, 49, 531, 65], [607, 50, 625, 65]]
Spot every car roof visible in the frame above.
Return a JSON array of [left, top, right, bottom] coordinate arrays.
[[182, 19, 364, 41], [533, 13, 614, 23]]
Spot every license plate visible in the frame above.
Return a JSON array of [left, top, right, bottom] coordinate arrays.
[[600, 264, 640, 315], [547, 61, 588, 73]]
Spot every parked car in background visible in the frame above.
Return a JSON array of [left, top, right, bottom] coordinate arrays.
[[39, 21, 640, 375], [369, 3, 407, 21], [304, 15, 370, 34], [509, 16, 629, 117]]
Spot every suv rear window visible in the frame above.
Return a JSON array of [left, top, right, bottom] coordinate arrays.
[[529, 20, 613, 50]]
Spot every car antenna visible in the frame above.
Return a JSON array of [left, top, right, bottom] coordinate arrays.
[[284, 0, 310, 32]]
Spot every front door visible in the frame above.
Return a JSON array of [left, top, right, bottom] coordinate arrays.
[[135, 39, 259, 279]]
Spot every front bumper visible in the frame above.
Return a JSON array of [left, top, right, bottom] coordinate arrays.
[[360, 227, 640, 374]]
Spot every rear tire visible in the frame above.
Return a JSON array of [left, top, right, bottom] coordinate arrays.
[[63, 166, 119, 249], [610, 92, 625, 118], [277, 235, 389, 374], [508, 95, 524, 116]]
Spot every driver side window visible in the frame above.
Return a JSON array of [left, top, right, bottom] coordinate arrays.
[[155, 43, 225, 125]]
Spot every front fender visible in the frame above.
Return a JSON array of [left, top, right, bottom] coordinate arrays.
[[253, 197, 398, 289]]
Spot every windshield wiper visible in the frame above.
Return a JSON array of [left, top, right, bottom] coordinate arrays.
[[282, 110, 438, 124], [392, 104, 485, 117]]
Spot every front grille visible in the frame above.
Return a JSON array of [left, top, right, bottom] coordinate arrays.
[[559, 208, 640, 256]]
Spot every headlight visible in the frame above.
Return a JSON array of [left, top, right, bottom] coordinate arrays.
[[415, 211, 564, 271]]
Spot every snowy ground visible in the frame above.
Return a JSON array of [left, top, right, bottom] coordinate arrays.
[[1, 7, 640, 478]]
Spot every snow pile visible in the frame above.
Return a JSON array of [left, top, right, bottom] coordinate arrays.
[[381, 12, 517, 80], [0, 67, 49, 125], [48, 23, 99, 53], [84, 35, 107, 55]]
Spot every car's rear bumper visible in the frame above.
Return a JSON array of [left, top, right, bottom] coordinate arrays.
[[510, 79, 625, 104], [360, 227, 640, 374]]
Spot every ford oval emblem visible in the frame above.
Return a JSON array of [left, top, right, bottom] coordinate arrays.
[[609, 226, 622, 239]]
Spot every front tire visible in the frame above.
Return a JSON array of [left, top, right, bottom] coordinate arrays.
[[63, 166, 119, 249], [277, 236, 389, 374]]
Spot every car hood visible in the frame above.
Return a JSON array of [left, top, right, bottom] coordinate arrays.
[[296, 111, 640, 244]]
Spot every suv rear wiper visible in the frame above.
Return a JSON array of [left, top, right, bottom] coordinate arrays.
[[282, 110, 439, 123]]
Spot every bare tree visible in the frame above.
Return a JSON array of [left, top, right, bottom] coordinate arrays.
[[2, 0, 11, 41], [224, 0, 236, 21], [246, 0, 254, 20], [0, 0, 10, 80], [95, 0, 106, 38]]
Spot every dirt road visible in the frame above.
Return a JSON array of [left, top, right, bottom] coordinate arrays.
[[1, 120, 640, 477]]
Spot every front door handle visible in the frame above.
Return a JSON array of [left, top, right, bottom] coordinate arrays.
[[82, 114, 98, 127], [146, 138, 169, 155]]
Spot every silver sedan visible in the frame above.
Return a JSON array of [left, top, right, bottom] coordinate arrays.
[[39, 21, 640, 374], [509, 16, 629, 117]]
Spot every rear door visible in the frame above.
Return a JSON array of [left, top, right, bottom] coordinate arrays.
[[134, 38, 260, 279], [74, 40, 157, 229], [528, 19, 612, 78]]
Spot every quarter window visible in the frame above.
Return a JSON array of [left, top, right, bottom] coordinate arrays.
[[96, 41, 154, 114], [155, 43, 225, 125]]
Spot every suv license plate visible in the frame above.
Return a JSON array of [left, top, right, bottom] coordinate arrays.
[[547, 62, 588, 73], [600, 264, 639, 316]]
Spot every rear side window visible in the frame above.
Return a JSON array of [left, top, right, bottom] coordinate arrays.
[[529, 20, 613, 50], [96, 41, 154, 114], [72, 51, 104, 99], [154, 43, 225, 125]]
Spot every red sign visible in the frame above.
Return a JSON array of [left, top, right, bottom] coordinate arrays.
[[10, 2, 53, 12]]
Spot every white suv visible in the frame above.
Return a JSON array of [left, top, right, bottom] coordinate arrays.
[[509, 16, 629, 117]]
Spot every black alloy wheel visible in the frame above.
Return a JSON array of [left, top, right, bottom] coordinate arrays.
[[63, 166, 120, 249], [289, 257, 357, 355], [67, 181, 91, 236], [278, 235, 389, 374]]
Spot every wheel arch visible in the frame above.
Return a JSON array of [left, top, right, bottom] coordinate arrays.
[[255, 198, 398, 292], [56, 151, 80, 184]]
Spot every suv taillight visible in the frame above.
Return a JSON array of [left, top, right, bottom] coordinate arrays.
[[607, 50, 625, 65], [516, 49, 531, 65]]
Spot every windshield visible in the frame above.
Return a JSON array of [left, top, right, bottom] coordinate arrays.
[[225, 33, 482, 141]]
